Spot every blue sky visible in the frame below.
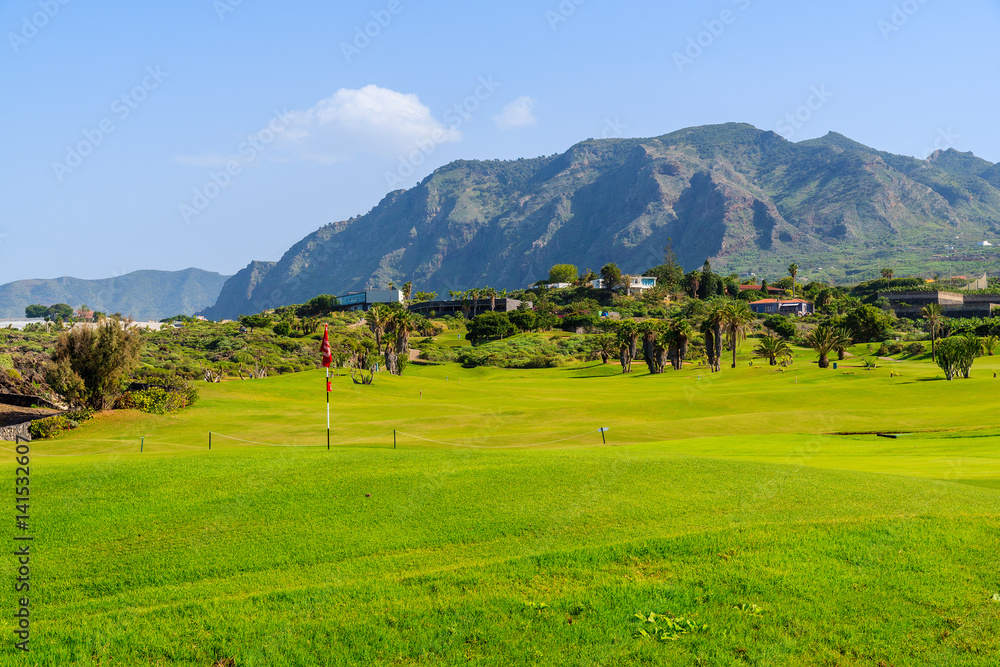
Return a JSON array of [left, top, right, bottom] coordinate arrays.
[[2, 0, 998, 284]]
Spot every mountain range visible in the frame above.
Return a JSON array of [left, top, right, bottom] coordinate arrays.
[[0, 268, 230, 321], [201, 123, 1000, 320], [8, 124, 999, 322]]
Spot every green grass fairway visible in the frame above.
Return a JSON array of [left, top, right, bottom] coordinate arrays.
[[5, 344, 1000, 665]]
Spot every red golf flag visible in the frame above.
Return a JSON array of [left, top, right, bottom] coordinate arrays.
[[320, 324, 332, 368]]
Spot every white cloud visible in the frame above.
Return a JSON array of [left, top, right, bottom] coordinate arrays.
[[273, 85, 460, 163], [493, 96, 537, 130], [176, 85, 461, 167]]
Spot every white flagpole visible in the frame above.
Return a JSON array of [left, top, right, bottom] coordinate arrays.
[[326, 366, 330, 450]]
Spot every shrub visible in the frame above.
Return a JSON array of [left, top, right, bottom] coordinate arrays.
[[936, 335, 981, 380], [116, 387, 189, 414], [46, 318, 142, 410], [456, 334, 588, 369], [763, 315, 797, 340], [559, 313, 598, 333], [418, 343, 458, 362], [29, 415, 69, 439], [845, 304, 895, 343], [509, 309, 538, 332], [116, 371, 198, 413], [467, 312, 516, 344], [65, 407, 95, 423], [904, 342, 925, 356], [273, 322, 292, 337]]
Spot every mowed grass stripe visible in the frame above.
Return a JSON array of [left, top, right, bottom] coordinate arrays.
[[5, 345, 1000, 664]]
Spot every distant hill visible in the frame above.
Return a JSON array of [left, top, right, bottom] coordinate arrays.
[[0, 268, 231, 321], [198, 261, 276, 321], [202, 123, 1000, 319]]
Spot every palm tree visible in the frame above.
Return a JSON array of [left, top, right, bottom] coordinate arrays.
[[467, 288, 481, 317], [703, 301, 726, 372], [721, 301, 755, 368], [592, 333, 617, 364], [921, 303, 945, 362], [458, 290, 472, 319], [365, 304, 389, 350], [754, 334, 792, 366], [806, 324, 851, 369], [835, 326, 852, 360], [881, 268, 894, 280], [389, 308, 414, 357], [787, 263, 798, 298], [665, 317, 692, 370], [379, 308, 415, 375], [614, 319, 639, 373]]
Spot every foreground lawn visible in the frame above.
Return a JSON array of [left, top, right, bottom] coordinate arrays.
[[5, 347, 1000, 665]]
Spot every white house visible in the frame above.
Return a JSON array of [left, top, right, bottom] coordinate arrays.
[[590, 276, 657, 295], [981, 241, 993, 247]]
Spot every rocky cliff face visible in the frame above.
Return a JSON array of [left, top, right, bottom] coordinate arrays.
[[203, 123, 1000, 319]]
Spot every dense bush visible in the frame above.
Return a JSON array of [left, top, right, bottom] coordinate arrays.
[[763, 315, 797, 340], [117, 370, 199, 413], [508, 309, 537, 332], [417, 342, 458, 362], [457, 334, 593, 368], [46, 318, 142, 410], [28, 409, 92, 439], [875, 341, 905, 356], [29, 415, 68, 439], [116, 387, 193, 414], [845, 305, 895, 343], [467, 312, 516, 344], [559, 313, 598, 332], [904, 342, 926, 356]]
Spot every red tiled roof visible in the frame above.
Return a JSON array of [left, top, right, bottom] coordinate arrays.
[[750, 298, 812, 305]]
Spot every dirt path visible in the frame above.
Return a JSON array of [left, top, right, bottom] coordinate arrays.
[[0, 403, 60, 427]]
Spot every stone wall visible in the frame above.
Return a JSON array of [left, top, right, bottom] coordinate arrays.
[[0, 421, 30, 442]]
